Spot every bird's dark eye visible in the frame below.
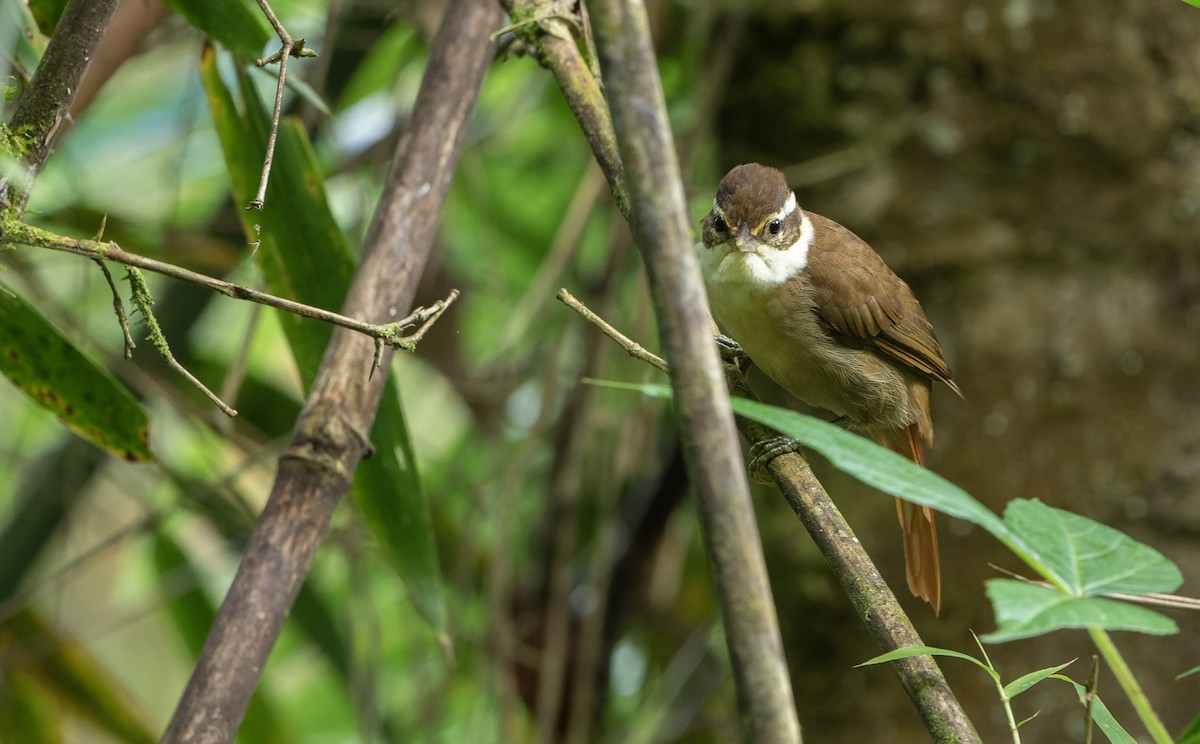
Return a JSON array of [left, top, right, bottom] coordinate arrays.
[[712, 215, 728, 233], [768, 219, 782, 235]]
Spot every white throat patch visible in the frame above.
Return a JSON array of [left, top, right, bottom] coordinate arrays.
[[698, 212, 814, 290]]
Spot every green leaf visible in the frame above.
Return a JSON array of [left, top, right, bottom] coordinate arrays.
[[1179, 666, 1200, 680], [0, 282, 154, 462], [5, 0, 49, 68], [588, 379, 1012, 538], [1001, 499, 1182, 595], [200, 47, 447, 639], [26, 0, 67, 35], [0, 668, 60, 744], [982, 580, 1177, 643], [1053, 676, 1139, 744], [161, 0, 271, 59], [1003, 659, 1075, 699], [1177, 710, 1200, 744], [2, 610, 157, 744], [855, 645, 997, 680], [1182, 0, 1200, 9]]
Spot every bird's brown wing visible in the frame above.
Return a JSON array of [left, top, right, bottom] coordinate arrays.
[[805, 214, 960, 395]]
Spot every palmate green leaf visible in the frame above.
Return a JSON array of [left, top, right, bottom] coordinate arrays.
[[1002, 499, 1182, 595], [1, 610, 156, 744], [199, 47, 447, 639], [981, 580, 1177, 643], [595, 379, 1186, 645], [162, 0, 271, 59], [0, 282, 153, 461]]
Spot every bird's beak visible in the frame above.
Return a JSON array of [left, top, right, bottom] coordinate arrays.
[[735, 223, 756, 252]]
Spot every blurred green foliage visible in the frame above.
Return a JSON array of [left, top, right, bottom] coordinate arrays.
[[0, 1, 724, 741]]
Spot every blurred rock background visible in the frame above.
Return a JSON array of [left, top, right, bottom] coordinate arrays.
[[709, 0, 1200, 739]]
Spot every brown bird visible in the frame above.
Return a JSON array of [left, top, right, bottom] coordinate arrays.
[[696, 163, 961, 613]]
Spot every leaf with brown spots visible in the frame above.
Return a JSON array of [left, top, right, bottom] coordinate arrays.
[[0, 283, 153, 462]]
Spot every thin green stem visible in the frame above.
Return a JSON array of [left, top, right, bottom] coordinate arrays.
[[972, 633, 1020, 743], [1088, 628, 1172, 744]]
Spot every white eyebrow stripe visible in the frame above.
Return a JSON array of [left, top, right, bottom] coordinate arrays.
[[780, 191, 797, 217]]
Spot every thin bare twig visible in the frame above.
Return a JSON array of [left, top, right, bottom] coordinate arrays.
[[2, 218, 455, 356], [248, 0, 317, 210], [557, 288, 667, 372], [92, 258, 136, 358], [989, 564, 1200, 611]]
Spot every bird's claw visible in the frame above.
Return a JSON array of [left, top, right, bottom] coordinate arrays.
[[747, 435, 804, 484], [715, 334, 748, 366]]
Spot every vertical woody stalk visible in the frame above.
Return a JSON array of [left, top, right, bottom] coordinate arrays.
[[160, 1, 503, 741], [3, 0, 121, 214], [588, 1, 802, 742]]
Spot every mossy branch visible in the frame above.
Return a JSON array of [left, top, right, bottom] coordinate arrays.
[[1, 216, 458, 410], [496, 0, 628, 219]]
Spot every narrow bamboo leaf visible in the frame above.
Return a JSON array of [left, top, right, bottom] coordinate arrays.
[[1002, 499, 1182, 595], [5, 0, 50, 65], [1177, 710, 1200, 744], [199, 48, 447, 637], [1003, 659, 1075, 699], [982, 580, 1177, 643], [2, 610, 156, 744], [0, 669, 60, 744], [1015, 712, 1039, 728], [354, 379, 449, 643], [1179, 666, 1200, 680], [855, 645, 995, 678], [587, 380, 1011, 537], [0, 282, 153, 462], [161, 0, 270, 59], [1053, 676, 1139, 744]]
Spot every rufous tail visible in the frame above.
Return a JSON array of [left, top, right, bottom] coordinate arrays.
[[878, 425, 942, 615]]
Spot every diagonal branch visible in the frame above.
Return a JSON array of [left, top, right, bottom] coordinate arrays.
[[557, 289, 981, 742], [159, 0, 503, 740], [496, 0, 628, 218]]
